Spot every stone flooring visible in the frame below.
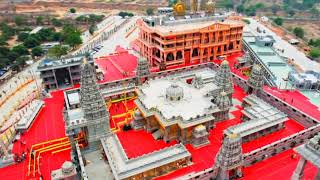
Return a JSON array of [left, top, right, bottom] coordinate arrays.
[[84, 150, 113, 180]]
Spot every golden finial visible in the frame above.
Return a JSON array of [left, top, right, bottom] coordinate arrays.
[[173, 0, 186, 16]]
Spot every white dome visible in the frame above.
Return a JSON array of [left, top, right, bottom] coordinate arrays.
[[166, 84, 184, 101]]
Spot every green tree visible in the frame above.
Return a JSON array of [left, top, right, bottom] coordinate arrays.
[[69, 8, 76, 13], [146, 8, 154, 15], [12, 56, 28, 71], [18, 32, 29, 42], [31, 46, 44, 58], [89, 25, 96, 35], [12, 45, 29, 56], [309, 48, 320, 58], [310, 7, 320, 17], [51, 18, 63, 27], [293, 27, 304, 38], [7, 51, 19, 61], [14, 16, 26, 26], [36, 16, 44, 25], [245, 6, 257, 16], [273, 17, 284, 26], [23, 36, 40, 48], [168, 0, 177, 7], [48, 45, 68, 58], [236, 5, 245, 13], [65, 33, 82, 48]]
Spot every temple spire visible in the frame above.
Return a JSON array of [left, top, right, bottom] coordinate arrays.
[[80, 56, 111, 145], [247, 64, 264, 95], [214, 133, 243, 180], [214, 60, 234, 100]]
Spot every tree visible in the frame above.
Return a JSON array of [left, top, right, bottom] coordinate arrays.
[[271, 4, 280, 15], [14, 16, 26, 26], [51, 18, 63, 27], [310, 7, 320, 17], [48, 45, 68, 58], [69, 8, 76, 13], [18, 32, 29, 42], [31, 46, 44, 58], [146, 8, 154, 16], [89, 25, 96, 35], [61, 24, 82, 48], [7, 51, 19, 61], [65, 33, 82, 48], [309, 48, 320, 58], [236, 5, 245, 13], [273, 17, 284, 26], [293, 27, 304, 38], [12, 45, 29, 56], [245, 6, 257, 16], [23, 36, 40, 48], [168, 0, 177, 7], [36, 16, 44, 25], [12, 56, 28, 71]]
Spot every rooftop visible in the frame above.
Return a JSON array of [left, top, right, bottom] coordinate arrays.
[[101, 134, 190, 180], [244, 18, 320, 72], [243, 35, 295, 89], [137, 78, 217, 121], [38, 55, 91, 71], [141, 14, 243, 34]]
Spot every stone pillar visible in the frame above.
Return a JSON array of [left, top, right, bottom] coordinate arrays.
[[52, 69, 58, 89], [68, 66, 73, 87], [291, 157, 307, 180]]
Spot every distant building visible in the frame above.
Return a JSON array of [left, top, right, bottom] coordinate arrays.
[[137, 14, 244, 69], [37, 55, 95, 90]]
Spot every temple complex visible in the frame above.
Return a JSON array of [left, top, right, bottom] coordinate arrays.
[[2, 3, 320, 180]]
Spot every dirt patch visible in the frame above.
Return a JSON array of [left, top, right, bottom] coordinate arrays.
[[283, 20, 320, 40]]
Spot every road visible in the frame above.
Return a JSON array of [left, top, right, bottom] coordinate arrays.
[[94, 16, 140, 57]]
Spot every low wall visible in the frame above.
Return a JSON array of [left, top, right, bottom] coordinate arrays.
[[243, 124, 320, 167], [258, 91, 319, 127]]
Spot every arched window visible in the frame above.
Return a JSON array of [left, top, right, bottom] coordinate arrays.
[[166, 52, 174, 61], [176, 51, 183, 60], [192, 48, 199, 57]]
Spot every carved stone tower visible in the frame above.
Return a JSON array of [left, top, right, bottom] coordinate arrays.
[[215, 91, 231, 121], [291, 133, 320, 180], [247, 64, 264, 95], [136, 57, 150, 85], [214, 60, 234, 101], [215, 133, 243, 180], [80, 57, 110, 146], [192, 75, 204, 89]]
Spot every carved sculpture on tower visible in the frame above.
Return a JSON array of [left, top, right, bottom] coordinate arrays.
[[192, 75, 204, 89], [80, 56, 110, 147], [214, 60, 234, 101], [214, 133, 243, 180], [247, 64, 264, 95], [136, 57, 150, 85], [215, 91, 231, 121]]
